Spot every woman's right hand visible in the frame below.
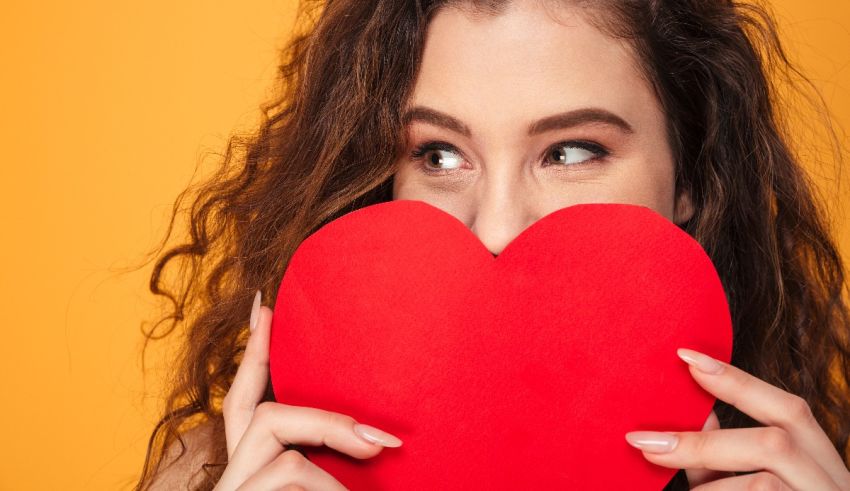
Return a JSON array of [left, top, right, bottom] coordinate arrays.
[[214, 291, 403, 491]]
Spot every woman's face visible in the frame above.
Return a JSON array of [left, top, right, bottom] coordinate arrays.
[[392, 1, 694, 256]]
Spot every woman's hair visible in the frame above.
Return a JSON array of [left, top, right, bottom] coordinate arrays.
[[134, 0, 850, 489]]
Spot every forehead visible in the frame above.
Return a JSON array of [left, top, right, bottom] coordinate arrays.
[[410, 1, 657, 134]]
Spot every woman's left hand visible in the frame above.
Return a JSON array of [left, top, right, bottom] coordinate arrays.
[[624, 348, 850, 490]]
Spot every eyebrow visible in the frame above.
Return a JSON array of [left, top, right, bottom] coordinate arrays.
[[402, 105, 635, 137]]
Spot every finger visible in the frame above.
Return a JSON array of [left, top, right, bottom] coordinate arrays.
[[677, 347, 850, 487], [223, 303, 272, 458], [222, 295, 273, 459], [627, 426, 840, 490], [217, 403, 401, 490], [235, 449, 348, 491], [684, 411, 732, 487], [691, 471, 792, 490]]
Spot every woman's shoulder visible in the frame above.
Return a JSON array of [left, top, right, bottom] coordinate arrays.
[[147, 420, 217, 491]]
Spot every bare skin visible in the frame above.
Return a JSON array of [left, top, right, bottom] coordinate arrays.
[[152, 2, 850, 489], [391, 1, 695, 255]]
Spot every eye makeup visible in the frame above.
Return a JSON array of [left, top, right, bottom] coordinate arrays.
[[409, 139, 610, 176]]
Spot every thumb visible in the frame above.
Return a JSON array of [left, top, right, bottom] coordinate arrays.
[[684, 410, 730, 487]]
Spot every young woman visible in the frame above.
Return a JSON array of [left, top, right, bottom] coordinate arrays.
[[135, 0, 850, 489]]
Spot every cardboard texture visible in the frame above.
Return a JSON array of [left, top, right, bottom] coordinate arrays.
[[269, 199, 733, 489]]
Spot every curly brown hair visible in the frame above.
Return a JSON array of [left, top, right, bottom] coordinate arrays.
[[133, 0, 850, 489]]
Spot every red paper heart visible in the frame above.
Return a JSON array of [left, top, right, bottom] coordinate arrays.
[[270, 200, 732, 489]]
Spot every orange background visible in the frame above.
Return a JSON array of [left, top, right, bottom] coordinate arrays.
[[0, 1, 848, 489]]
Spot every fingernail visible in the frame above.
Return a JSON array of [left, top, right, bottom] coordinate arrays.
[[625, 431, 679, 453], [353, 423, 403, 448], [677, 348, 724, 374], [249, 290, 262, 332]]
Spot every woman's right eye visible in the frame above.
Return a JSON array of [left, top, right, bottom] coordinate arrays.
[[409, 141, 465, 175]]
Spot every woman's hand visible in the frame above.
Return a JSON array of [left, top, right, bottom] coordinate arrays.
[[625, 348, 850, 490], [213, 291, 403, 491]]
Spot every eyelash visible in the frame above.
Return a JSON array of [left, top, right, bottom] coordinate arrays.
[[409, 139, 610, 175]]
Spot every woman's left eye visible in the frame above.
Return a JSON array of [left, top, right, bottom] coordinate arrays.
[[409, 140, 609, 175], [543, 141, 609, 167]]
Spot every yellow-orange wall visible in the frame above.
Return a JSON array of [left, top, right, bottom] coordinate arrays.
[[0, 1, 847, 489]]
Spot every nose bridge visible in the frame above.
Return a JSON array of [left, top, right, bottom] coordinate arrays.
[[470, 165, 534, 256]]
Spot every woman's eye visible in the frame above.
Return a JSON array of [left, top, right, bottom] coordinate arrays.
[[410, 141, 464, 173], [544, 141, 608, 167], [409, 140, 608, 175]]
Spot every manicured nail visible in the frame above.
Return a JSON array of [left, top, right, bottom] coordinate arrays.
[[353, 423, 403, 448], [625, 431, 679, 453], [677, 348, 724, 374], [249, 290, 262, 332]]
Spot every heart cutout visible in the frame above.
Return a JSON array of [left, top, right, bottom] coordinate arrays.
[[270, 200, 733, 489]]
